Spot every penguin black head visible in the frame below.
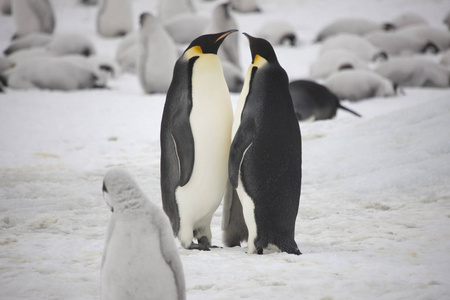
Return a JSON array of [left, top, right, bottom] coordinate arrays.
[[102, 181, 108, 194], [139, 12, 155, 28], [102, 181, 114, 212], [243, 33, 278, 65], [185, 29, 238, 56]]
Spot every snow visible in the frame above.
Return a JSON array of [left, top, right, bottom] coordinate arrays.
[[1, 0, 450, 299]]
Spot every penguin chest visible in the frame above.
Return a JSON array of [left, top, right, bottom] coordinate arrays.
[[232, 65, 253, 137], [176, 55, 233, 219], [102, 216, 177, 299]]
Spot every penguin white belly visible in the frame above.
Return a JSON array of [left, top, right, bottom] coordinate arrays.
[[101, 216, 177, 300], [175, 54, 233, 240], [232, 65, 253, 136], [230, 65, 255, 252], [236, 170, 257, 254]]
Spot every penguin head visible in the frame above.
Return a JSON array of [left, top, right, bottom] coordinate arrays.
[[243, 33, 278, 66], [102, 168, 146, 213], [184, 29, 238, 58], [139, 12, 150, 27], [139, 12, 159, 30]]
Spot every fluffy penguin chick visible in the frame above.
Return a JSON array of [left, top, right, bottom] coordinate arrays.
[[160, 30, 236, 250], [138, 12, 178, 94], [12, 0, 55, 39], [5, 57, 104, 90], [97, 0, 133, 37], [101, 168, 185, 300], [324, 69, 397, 101]]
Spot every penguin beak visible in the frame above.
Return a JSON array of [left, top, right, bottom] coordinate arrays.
[[102, 182, 114, 212], [243, 33, 260, 65], [102, 181, 108, 195], [242, 32, 253, 42], [215, 29, 238, 43], [185, 29, 238, 56], [139, 12, 150, 27]]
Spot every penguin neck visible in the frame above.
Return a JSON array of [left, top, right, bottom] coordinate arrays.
[[113, 189, 148, 213], [252, 55, 268, 68], [232, 64, 254, 137]]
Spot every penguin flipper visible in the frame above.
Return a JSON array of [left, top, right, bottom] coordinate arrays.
[[157, 212, 186, 300], [222, 181, 248, 247], [222, 181, 234, 230], [338, 103, 362, 118], [171, 110, 195, 187], [229, 118, 255, 188]]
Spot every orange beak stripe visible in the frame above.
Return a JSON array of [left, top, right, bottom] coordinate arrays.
[[215, 31, 233, 43]]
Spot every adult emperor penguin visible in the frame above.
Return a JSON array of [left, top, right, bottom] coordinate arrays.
[[12, 0, 55, 39], [138, 12, 178, 94], [97, 0, 133, 37], [101, 168, 185, 300], [227, 33, 302, 255], [160, 30, 236, 250]]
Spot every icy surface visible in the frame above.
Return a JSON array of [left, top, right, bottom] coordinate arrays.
[[1, 0, 450, 299]]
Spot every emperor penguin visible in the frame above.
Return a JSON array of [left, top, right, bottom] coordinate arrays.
[[160, 30, 236, 250], [101, 168, 185, 300], [4, 56, 106, 91], [0, 0, 11, 15], [97, 0, 133, 37], [316, 18, 393, 42], [12, 0, 55, 39], [320, 33, 387, 62], [365, 31, 439, 56], [375, 57, 450, 88], [4, 33, 52, 56], [390, 12, 428, 29], [396, 25, 450, 52], [289, 79, 362, 121], [46, 34, 96, 57], [137, 12, 178, 94], [309, 49, 367, 80], [227, 33, 302, 255], [256, 20, 297, 46], [324, 69, 398, 101]]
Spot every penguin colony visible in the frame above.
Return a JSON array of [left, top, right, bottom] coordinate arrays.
[[3, 0, 450, 299]]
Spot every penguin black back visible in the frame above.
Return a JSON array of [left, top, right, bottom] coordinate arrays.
[[289, 79, 362, 121], [229, 33, 302, 255]]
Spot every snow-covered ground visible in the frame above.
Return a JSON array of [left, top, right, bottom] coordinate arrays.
[[1, 0, 450, 299]]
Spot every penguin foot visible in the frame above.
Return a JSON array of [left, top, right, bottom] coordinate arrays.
[[188, 243, 211, 251], [209, 245, 222, 249], [283, 246, 302, 255]]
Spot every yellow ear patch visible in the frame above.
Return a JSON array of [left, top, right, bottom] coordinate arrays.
[[253, 54, 268, 68], [185, 45, 203, 59]]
